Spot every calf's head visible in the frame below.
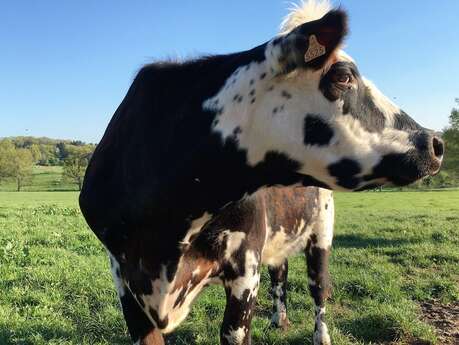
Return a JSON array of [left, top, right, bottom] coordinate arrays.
[[206, 1, 443, 191]]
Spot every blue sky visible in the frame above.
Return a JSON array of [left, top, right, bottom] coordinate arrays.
[[1, 0, 458, 143]]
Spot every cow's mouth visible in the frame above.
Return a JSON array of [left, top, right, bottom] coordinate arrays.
[[363, 150, 443, 188]]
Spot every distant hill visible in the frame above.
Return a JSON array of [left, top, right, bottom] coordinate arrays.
[[1, 136, 96, 166]]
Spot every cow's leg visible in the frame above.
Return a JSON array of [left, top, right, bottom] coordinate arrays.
[[109, 253, 164, 345], [305, 193, 334, 345], [220, 251, 261, 345], [268, 259, 290, 330]]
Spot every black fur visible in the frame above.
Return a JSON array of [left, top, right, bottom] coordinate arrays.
[[303, 114, 334, 146]]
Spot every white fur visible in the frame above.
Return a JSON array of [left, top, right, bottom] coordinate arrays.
[[223, 326, 248, 344], [227, 250, 260, 300], [279, 0, 332, 35], [108, 252, 125, 298]]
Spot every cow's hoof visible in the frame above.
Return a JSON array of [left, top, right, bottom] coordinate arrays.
[[313, 323, 331, 345], [270, 312, 290, 331]]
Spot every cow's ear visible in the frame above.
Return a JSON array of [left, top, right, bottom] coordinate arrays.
[[270, 10, 348, 73]]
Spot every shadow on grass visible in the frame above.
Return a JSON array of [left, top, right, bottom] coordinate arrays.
[[168, 328, 313, 345], [334, 234, 416, 249], [337, 314, 402, 344]]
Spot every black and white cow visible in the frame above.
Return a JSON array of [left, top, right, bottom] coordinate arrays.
[[79, 1, 444, 344]]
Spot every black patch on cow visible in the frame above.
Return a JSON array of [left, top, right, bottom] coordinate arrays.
[[281, 90, 292, 99], [149, 307, 169, 330], [305, 240, 331, 307], [328, 158, 361, 189], [250, 97, 256, 104], [249, 79, 254, 85], [232, 127, 242, 136], [319, 61, 387, 133], [119, 292, 155, 341], [301, 175, 330, 189], [303, 114, 334, 146], [249, 89, 255, 97], [260, 72, 266, 80], [363, 150, 431, 186], [233, 94, 243, 103], [268, 260, 288, 313], [273, 107, 278, 114]]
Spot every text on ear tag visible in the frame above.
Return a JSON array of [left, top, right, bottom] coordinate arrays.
[[305, 35, 326, 63]]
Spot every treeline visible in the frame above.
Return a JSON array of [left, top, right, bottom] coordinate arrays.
[[0, 137, 95, 191], [8, 136, 96, 166]]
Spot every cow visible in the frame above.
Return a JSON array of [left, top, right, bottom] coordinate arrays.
[[79, 1, 444, 344]]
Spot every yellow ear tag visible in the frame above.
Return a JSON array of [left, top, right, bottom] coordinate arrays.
[[305, 35, 326, 63]]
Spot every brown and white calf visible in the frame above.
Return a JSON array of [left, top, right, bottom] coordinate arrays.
[[79, 1, 444, 344]]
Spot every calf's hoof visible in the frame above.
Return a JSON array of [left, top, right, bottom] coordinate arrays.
[[271, 311, 290, 331], [313, 323, 331, 345]]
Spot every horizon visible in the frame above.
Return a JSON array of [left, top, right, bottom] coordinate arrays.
[[1, 0, 458, 143]]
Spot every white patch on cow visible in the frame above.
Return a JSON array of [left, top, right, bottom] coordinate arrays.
[[219, 230, 247, 269], [223, 326, 247, 345], [311, 189, 334, 249], [313, 306, 331, 345], [227, 250, 260, 301], [108, 251, 125, 298], [180, 212, 212, 248], [262, 222, 313, 267]]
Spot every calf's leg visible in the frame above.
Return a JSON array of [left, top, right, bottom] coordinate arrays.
[[268, 259, 290, 330], [305, 239, 331, 345], [220, 252, 261, 345], [305, 190, 334, 345]]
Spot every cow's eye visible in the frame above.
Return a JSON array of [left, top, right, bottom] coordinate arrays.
[[333, 73, 352, 84]]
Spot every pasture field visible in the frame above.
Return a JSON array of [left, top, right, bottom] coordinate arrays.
[[0, 166, 78, 192], [0, 190, 458, 345]]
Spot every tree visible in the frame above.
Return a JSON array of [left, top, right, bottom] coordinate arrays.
[[0, 140, 34, 191], [448, 98, 459, 130], [0, 140, 15, 182], [441, 99, 459, 183], [63, 146, 93, 190], [29, 144, 42, 163], [12, 149, 33, 191]]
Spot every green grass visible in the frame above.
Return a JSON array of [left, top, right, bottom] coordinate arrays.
[[0, 166, 78, 192], [0, 190, 458, 344]]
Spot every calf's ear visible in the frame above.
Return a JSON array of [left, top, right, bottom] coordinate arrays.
[[271, 10, 348, 73]]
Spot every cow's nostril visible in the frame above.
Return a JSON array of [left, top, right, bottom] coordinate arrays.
[[432, 136, 444, 158]]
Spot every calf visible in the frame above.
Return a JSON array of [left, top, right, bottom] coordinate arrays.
[[79, 1, 443, 344]]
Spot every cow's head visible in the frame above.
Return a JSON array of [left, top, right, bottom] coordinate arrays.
[[205, 1, 444, 191]]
